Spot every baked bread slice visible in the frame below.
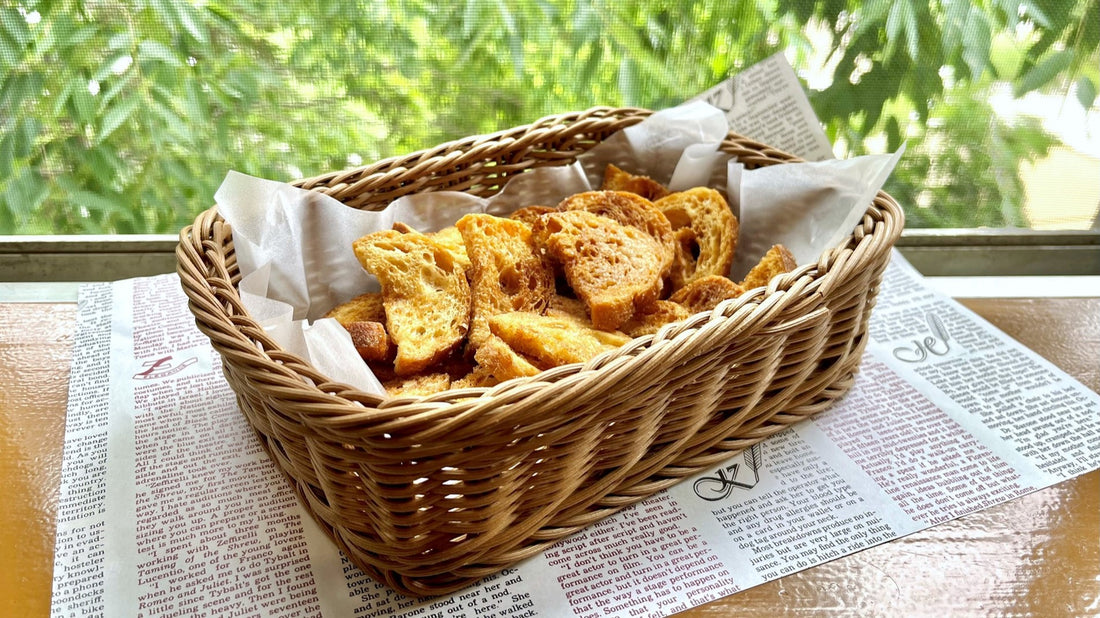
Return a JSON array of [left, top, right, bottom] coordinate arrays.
[[558, 190, 675, 280], [352, 229, 471, 376], [655, 188, 739, 287], [669, 274, 745, 314], [393, 222, 472, 271], [342, 321, 394, 362], [324, 291, 386, 325], [740, 244, 797, 291], [509, 205, 558, 228], [383, 372, 452, 397], [601, 164, 670, 201], [620, 300, 692, 337], [533, 210, 665, 331], [455, 213, 555, 352], [489, 311, 632, 368]]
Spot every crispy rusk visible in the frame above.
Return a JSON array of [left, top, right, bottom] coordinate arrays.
[[456, 213, 556, 352], [620, 300, 692, 337], [383, 372, 452, 397], [509, 205, 558, 228], [533, 210, 665, 331], [669, 275, 746, 314], [740, 244, 798, 291], [558, 190, 676, 280], [352, 229, 471, 376], [393, 222, 472, 271], [489, 311, 631, 368], [655, 187, 738, 287], [600, 163, 671, 201], [324, 291, 386, 325], [342, 321, 394, 362]]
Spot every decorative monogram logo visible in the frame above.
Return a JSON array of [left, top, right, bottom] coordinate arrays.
[[133, 355, 198, 381], [892, 312, 952, 363], [693, 443, 763, 501]]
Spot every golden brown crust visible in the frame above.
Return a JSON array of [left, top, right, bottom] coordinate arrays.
[[558, 190, 676, 281], [394, 222, 472, 271], [488, 311, 631, 368], [342, 321, 394, 362], [508, 205, 558, 228], [383, 372, 453, 397], [352, 229, 471, 376], [669, 274, 745, 314], [324, 292, 387, 325], [532, 210, 664, 331], [600, 164, 671, 201], [456, 214, 556, 352], [739, 244, 798, 291], [620, 300, 692, 337], [655, 188, 739, 287]]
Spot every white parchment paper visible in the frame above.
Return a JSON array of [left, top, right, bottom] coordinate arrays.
[[214, 101, 902, 394]]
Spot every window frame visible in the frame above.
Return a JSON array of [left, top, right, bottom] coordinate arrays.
[[2, 229, 1097, 282]]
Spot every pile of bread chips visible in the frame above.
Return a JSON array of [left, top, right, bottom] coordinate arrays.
[[325, 164, 797, 397]]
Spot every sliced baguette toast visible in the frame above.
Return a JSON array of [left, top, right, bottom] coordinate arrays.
[[620, 300, 692, 337], [532, 210, 665, 331], [393, 222, 472, 271], [600, 164, 671, 201], [456, 213, 555, 352], [669, 274, 745, 314], [655, 187, 739, 287], [489, 311, 632, 368], [740, 244, 797, 291], [558, 190, 676, 280], [352, 229, 471, 376]]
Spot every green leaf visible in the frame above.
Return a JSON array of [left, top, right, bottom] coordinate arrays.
[[69, 189, 124, 214], [961, 7, 992, 80], [1013, 50, 1072, 96], [138, 40, 182, 67], [1076, 76, 1098, 110], [0, 133, 14, 178], [174, 3, 209, 45], [0, 8, 30, 47], [97, 97, 139, 144]]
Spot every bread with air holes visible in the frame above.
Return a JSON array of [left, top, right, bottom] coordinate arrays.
[[456, 213, 555, 352], [352, 229, 470, 376], [655, 187, 739, 287], [532, 210, 665, 331]]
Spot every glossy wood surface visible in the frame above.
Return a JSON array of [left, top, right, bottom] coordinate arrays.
[[1, 298, 1097, 617]]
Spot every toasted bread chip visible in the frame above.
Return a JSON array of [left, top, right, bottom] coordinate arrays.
[[324, 292, 386, 325], [456, 214, 555, 352], [655, 187, 738, 287], [509, 205, 558, 228], [533, 210, 664, 331], [342, 321, 394, 362], [740, 244, 797, 291], [393, 222, 472, 271], [475, 335, 542, 381], [601, 164, 671, 201], [489, 311, 631, 368], [353, 230, 471, 376], [383, 372, 452, 397], [620, 300, 692, 337], [559, 190, 676, 280], [669, 275, 745, 314], [546, 294, 589, 321]]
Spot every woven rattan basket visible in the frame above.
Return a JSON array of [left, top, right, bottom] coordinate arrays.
[[176, 106, 903, 597]]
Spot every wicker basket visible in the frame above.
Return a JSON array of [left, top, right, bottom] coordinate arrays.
[[176, 106, 903, 597]]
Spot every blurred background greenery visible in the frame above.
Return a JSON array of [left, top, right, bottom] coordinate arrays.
[[1, 0, 1097, 234]]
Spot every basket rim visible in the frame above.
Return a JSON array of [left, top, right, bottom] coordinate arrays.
[[175, 106, 905, 421]]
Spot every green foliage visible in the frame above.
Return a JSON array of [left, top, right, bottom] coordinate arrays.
[[1, 0, 1097, 234]]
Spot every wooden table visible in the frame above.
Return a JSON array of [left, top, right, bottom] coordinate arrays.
[[2, 297, 1098, 616]]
